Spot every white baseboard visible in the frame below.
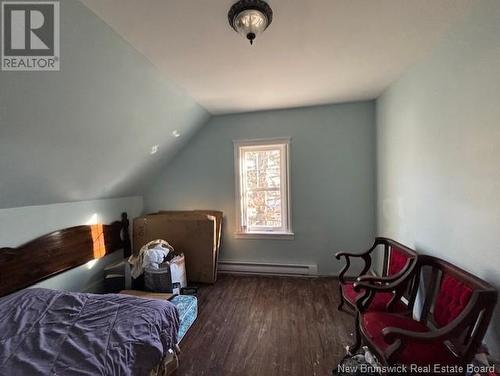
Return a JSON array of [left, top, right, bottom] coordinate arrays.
[[218, 260, 318, 277]]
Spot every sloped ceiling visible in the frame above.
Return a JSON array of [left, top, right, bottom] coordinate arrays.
[[0, 0, 474, 210], [0, 0, 210, 209], [81, 0, 473, 114]]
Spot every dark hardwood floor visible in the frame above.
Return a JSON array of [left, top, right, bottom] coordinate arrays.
[[175, 274, 355, 376]]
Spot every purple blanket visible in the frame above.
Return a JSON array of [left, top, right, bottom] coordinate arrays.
[[0, 288, 179, 375]]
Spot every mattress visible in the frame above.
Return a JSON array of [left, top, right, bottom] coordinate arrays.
[[170, 295, 198, 342], [0, 288, 180, 376]]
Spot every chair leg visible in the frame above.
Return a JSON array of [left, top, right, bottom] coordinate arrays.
[[338, 299, 344, 311], [337, 285, 344, 311], [347, 312, 361, 355]]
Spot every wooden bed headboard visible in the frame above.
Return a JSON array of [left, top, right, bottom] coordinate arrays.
[[0, 212, 131, 297]]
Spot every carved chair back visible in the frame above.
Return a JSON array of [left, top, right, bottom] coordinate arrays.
[[416, 255, 497, 360]]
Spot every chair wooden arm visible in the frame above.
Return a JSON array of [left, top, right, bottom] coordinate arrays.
[[335, 240, 381, 283], [336, 253, 372, 284], [335, 251, 371, 259], [356, 275, 387, 283], [356, 258, 414, 285], [383, 326, 453, 344], [356, 274, 399, 285], [353, 280, 398, 292], [352, 260, 417, 313], [353, 259, 415, 293]]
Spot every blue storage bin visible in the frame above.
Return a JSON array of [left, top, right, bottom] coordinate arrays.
[[170, 295, 197, 342]]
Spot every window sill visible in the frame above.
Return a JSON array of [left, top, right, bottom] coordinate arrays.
[[234, 232, 295, 240]]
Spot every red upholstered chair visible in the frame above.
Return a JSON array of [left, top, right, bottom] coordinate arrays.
[[355, 255, 497, 369], [336, 238, 418, 314]]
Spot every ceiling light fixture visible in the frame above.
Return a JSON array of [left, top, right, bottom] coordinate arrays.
[[228, 0, 273, 45]]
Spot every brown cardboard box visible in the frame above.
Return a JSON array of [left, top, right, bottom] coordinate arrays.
[[133, 214, 219, 284], [148, 210, 223, 283], [153, 211, 223, 279], [155, 210, 223, 250]]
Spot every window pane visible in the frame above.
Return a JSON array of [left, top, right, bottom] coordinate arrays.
[[244, 151, 258, 189], [244, 149, 281, 190], [236, 140, 290, 235], [246, 190, 282, 228]]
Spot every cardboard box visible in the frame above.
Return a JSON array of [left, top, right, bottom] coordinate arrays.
[[153, 210, 223, 280], [155, 210, 223, 250], [148, 210, 223, 282], [133, 214, 219, 284]]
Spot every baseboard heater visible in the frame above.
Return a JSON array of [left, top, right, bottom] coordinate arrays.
[[218, 261, 318, 276]]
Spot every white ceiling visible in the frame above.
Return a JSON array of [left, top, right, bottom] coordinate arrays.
[[81, 0, 473, 114]]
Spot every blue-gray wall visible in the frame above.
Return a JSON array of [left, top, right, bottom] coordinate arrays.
[[377, 0, 500, 355], [144, 102, 376, 275], [0, 0, 209, 292], [0, 0, 210, 209]]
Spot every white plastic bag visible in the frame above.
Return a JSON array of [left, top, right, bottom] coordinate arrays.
[[143, 246, 169, 269], [129, 239, 174, 279], [170, 254, 187, 289]]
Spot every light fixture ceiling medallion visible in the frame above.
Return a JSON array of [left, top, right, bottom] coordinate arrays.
[[228, 0, 273, 45]]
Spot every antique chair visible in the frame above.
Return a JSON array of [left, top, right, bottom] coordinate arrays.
[[335, 237, 418, 314], [354, 255, 497, 368]]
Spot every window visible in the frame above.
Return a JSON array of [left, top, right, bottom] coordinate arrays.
[[234, 138, 293, 239]]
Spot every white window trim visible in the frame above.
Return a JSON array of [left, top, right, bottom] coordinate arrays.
[[233, 137, 294, 240]]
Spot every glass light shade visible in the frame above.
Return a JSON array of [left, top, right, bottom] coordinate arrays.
[[233, 9, 268, 43]]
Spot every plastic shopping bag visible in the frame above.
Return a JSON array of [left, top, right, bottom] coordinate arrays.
[[170, 254, 187, 289]]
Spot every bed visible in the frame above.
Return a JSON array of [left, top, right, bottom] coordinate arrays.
[[0, 213, 180, 376]]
